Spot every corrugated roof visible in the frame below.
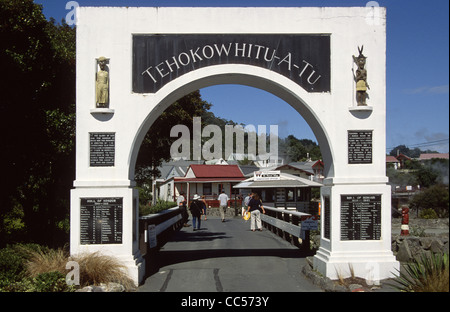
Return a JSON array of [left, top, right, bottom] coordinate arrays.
[[386, 156, 399, 163], [188, 164, 244, 178], [233, 172, 322, 189], [419, 153, 449, 160]]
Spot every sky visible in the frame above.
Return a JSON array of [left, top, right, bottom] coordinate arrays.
[[34, 0, 449, 153]]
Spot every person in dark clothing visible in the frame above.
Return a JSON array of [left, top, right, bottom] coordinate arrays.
[[246, 193, 266, 231], [189, 194, 203, 231]]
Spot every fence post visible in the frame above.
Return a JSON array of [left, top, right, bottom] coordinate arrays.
[[292, 214, 300, 247], [283, 212, 291, 243]]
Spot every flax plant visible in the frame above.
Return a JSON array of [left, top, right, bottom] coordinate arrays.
[[391, 252, 449, 292]]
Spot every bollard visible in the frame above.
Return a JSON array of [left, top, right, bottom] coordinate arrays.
[[400, 206, 409, 236]]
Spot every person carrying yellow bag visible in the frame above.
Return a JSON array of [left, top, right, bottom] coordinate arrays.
[[246, 193, 266, 231]]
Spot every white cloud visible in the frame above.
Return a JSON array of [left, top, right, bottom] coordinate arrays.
[[403, 84, 449, 95]]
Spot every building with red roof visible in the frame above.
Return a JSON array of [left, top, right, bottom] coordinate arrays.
[[419, 153, 449, 161], [158, 164, 246, 206]]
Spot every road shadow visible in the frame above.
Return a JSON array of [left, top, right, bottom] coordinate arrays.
[[170, 230, 230, 242], [158, 248, 313, 265]]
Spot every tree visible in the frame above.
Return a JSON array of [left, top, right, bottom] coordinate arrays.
[[413, 166, 439, 188], [135, 91, 212, 183], [389, 145, 438, 158], [280, 135, 321, 162], [409, 184, 449, 218], [0, 0, 76, 247]]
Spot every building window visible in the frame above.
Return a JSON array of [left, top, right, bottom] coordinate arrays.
[[286, 188, 295, 201], [297, 188, 302, 201], [203, 183, 212, 195]]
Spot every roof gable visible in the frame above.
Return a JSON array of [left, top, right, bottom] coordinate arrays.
[[275, 163, 313, 175], [187, 164, 244, 178], [386, 156, 399, 163]]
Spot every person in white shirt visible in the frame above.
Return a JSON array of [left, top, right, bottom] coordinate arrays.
[[217, 190, 229, 222], [177, 191, 188, 226], [243, 192, 253, 216]]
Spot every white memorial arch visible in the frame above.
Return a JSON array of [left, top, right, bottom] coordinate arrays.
[[71, 6, 399, 286]]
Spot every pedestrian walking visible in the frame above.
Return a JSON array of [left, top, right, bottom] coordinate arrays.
[[218, 190, 229, 222], [242, 192, 252, 216], [246, 193, 265, 231], [177, 191, 189, 226], [189, 194, 203, 231], [201, 195, 208, 220]]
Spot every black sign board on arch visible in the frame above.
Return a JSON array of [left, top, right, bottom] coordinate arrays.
[[132, 34, 330, 93]]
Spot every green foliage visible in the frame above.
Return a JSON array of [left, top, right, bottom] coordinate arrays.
[[413, 166, 439, 188], [0, 0, 76, 247], [409, 184, 449, 218], [0, 244, 52, 291], [33, 271, 75, 292], [0, 244, 73, 292], [135, 91, 212, 184], [0, 247, 27, 283], [409, 226, 426, 237], [137, 185, 153, 207], [140, 200, 178, 216], [387, 167, 418, 186], [1, 272, 76, 292], [280, 135, 321, 162], [419, 208, 439, 219], [391, 252, 449, 292]]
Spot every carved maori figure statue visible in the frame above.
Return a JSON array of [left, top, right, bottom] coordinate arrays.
[[353, 46, 369, 106], [96, 56, 109, 108]]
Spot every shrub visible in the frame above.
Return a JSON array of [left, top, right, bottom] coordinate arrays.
[[0, 244, 46, 285], [419, 208, 439, 219], [24, 246, 68, 277], [0, 244, 135, 292], [1, 272, 76, 292], [33, 271, 75, 292], [0, 244, 72, 292], [140, 200, 177, 216], [409, 184, 449, 218], [0, 247, 27, 284], [391, 252, 449, 292]]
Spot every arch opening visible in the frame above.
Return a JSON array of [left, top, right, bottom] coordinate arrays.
[[128, 66, 334, 182]]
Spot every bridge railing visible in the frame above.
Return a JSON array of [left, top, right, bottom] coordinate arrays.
[[139, 206, 187, 257], [261, 206, 317, 250]]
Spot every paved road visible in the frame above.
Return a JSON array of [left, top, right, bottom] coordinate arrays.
[[138, 216, 322, 292]]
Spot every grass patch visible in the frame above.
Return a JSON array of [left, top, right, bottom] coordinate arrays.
[[71, 251, 135, 290], [1, 244, 135, 292]]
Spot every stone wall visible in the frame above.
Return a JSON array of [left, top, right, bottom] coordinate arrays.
[[391, 218, 449, 262]]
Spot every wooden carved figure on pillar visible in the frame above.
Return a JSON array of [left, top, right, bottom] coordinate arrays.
[[96, 56, 109, 108], [401, 206, 409, 236], [353, 46, 370, 106]]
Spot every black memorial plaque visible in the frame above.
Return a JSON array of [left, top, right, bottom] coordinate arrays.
[[90, 132, 115, 167], [133, 34, 330, 93], [348, 130, 373, 164], [324, 196, 331, 240], [80, 197, 123, 244], [341, 194, 381, 240]]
